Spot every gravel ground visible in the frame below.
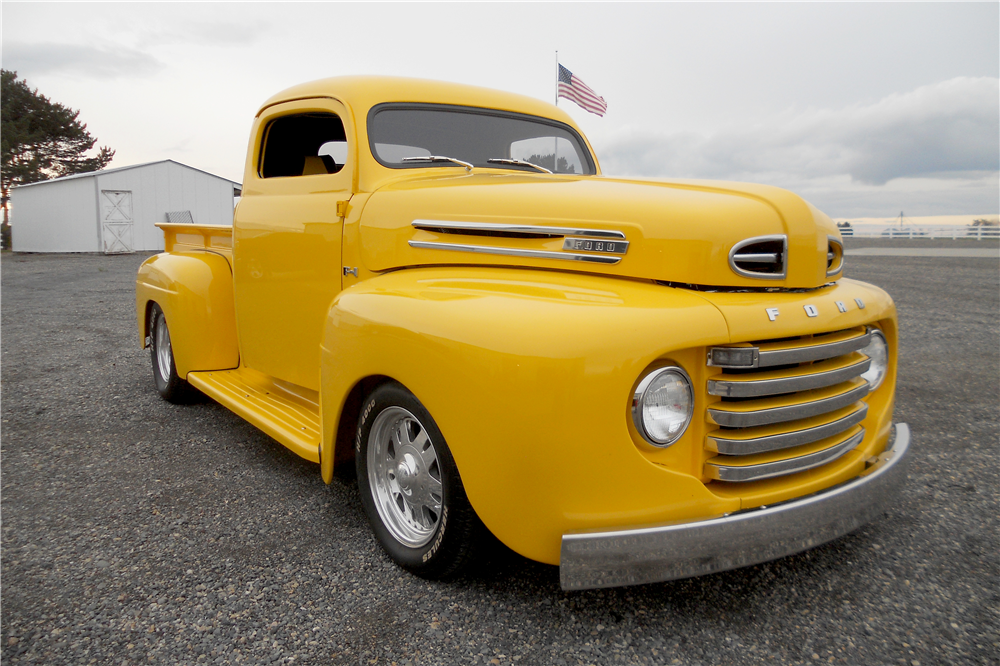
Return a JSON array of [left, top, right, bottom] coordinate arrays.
[[2, 249, 997, 666]]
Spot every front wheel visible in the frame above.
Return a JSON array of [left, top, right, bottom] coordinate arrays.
[[148, 303, 197, 404], [356, 382, 485, 579]]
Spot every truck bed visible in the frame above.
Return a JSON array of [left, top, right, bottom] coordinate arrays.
[[156, 223, 233, 262]]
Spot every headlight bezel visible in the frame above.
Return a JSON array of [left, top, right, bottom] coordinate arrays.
[[861, 328, 889, 391], [631, 365, 695, 447]]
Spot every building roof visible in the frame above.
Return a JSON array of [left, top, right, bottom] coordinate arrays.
[[13, 159, 242, 190]]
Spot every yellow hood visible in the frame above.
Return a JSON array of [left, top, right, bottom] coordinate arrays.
[[359, 172, 841, 289]]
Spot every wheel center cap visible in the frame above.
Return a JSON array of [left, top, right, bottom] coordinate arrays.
[[396, 454, 419, 491]]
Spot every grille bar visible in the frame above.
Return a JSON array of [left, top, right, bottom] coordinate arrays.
[[708, 328, 871, 369], [758, 330, 870, 368], [705, 428, 865, 482], [709, 381, 869, 428], [708, 403, 868, 455], [709, 356, 871, 398]]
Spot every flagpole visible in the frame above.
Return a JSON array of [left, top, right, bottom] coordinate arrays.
[[554, 51, 559, 105], [554, 51, 559, 172]]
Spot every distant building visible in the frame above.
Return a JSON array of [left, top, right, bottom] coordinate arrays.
[[836, 221, 854, 237], [10, 160, 241, 253]]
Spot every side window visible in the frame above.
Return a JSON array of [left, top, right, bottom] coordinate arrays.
[[260, 113, 348, 178]]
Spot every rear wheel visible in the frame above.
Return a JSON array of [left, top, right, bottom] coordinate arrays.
[[148, 303, 197, 404], [356, 382, 485, 579]]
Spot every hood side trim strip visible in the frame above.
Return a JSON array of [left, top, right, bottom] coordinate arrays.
[[412, 220, 626, 239], [408, 240, 622, 264]]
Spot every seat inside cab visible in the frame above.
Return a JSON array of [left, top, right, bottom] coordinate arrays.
[[260, 113, 346, 178]]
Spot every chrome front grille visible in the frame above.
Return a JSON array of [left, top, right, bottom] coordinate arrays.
[[705, 327, 872, 482]]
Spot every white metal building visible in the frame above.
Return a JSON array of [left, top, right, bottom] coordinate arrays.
[[10, 160, 241, 253]]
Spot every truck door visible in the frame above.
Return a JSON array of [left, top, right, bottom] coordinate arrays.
[[234, 98, 355, 391]]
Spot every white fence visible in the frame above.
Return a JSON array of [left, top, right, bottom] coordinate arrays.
[[840, 226, 1000, 240]]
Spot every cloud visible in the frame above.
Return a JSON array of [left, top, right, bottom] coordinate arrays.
[[141, 19, 266, 47], [597, 77, 1000, 186], [3, 42, 163, 79], [772, 173, 1000, 218]]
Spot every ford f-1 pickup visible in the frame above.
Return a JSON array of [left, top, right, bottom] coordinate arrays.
[[136, 76, 909, 590]]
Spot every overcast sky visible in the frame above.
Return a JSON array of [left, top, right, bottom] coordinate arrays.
[[3, 2, 998, 218]]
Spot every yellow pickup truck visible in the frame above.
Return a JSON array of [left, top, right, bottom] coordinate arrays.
[[136, 76, 909, 590]]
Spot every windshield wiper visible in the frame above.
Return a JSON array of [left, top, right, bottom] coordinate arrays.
[[401, 155, 474, 171], [486, 158, 553, 174]]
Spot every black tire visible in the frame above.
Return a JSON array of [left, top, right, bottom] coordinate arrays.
[[148, 303, 198, 404], [356, 382, 485, 579]]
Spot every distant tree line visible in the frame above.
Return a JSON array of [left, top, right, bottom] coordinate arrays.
[[1, 69, 115, 249], [526, 153, 576, 174]]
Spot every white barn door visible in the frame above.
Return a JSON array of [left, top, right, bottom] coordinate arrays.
[[101, 190, 134, 254]]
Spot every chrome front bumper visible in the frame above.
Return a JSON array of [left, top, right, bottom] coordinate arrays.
[[560, 423, 910, 591]]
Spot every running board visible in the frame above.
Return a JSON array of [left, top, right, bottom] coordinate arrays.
[[187, 369, 320, 463]]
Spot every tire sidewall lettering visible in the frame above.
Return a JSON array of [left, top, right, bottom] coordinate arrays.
[[356, 397, 376, 453], [422, 507, 447, 563], [355, 383, 480, 578]]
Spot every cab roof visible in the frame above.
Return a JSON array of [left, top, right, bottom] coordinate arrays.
[[258, 75, 581, 130]]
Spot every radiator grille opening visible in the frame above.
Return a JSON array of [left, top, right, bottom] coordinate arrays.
[[705, 326, 873, 482]]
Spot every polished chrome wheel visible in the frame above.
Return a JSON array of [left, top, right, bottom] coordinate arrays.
[[147, 303, 197, 404], [367, 406, 443, 547], [154, 311, 173, 383], [356, 383, 486, 578]]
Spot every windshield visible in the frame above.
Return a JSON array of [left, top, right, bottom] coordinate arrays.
[[367, 104, 596, 175]]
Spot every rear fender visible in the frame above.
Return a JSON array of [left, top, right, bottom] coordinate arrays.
[[136, 251, 239, 377]]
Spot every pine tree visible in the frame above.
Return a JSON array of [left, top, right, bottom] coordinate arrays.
[[1, 70, 115, 248]]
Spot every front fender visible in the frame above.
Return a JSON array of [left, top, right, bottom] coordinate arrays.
[[320, 266, 737, 565], [136, 251, 239, 377]]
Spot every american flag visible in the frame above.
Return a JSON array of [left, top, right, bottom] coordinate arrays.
[[558, 64, 607, 117]]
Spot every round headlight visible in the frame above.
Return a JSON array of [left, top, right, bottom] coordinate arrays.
[[860, 329, 888, 391], [632, 367, 694, 447]]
